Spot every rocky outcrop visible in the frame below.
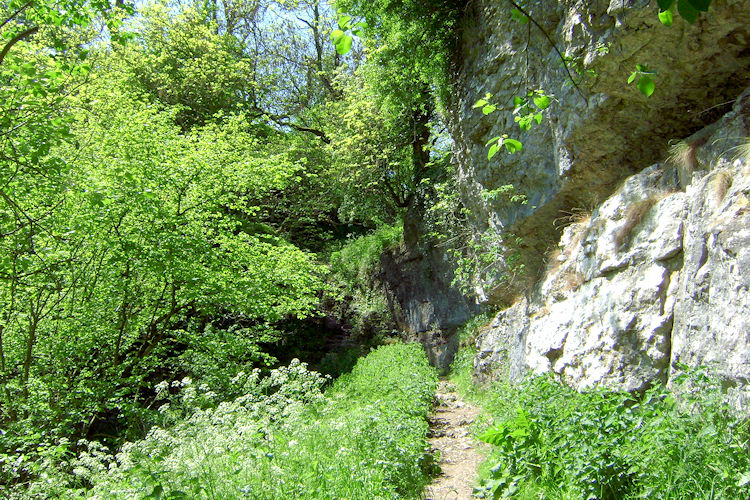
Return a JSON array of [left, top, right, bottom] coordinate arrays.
[[474, 88, 750, 408], [448, 0, 750, 302], [379, 244, 478, 374]]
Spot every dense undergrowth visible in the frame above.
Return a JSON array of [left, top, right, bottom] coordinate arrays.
[[449, 321, 750, 500], [18, 343, 437, 499], [326, 223, 404, 339]]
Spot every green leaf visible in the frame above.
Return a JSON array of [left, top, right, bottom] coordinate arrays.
[[487, 143, 500, 160], [21, 62, 35, 76], [330, 29, 345, 41], [737, 470, 750, 487], [510, 8, 529, 24], [503, 139, 523, 153], [485, 136, 502, 147], [533, 95, 550, 110], [687, 0, 711, 12], [146, 484, 164, 499], [534, 113, 543, 125], [338, 15, 352, 29], [482, 104, 497, 115], [335, 35, 352, 55], [517, 116, 532, 131], [658, 9, 673, 26], [677, 0, 699, 23], [658, 0, 674, 10], [473, 99, 488, 109], [480, 425, 507, 445], [627, 72, 637, 84], [637, 75, 655, 97], [509, 427, 529, 438]]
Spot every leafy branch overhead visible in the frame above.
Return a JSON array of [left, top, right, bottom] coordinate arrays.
[[473, 89, 551, 159], [330, 15, 365, 55]]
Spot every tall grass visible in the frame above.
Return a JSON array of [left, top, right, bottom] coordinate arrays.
[[28, 343, 437, 499], [474, 372, 750, 499]]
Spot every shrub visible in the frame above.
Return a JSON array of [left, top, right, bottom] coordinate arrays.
[[327, 223, 403, 338], [475, 370, 750, 499], [328, 223, 403, 287], [36, 343, 437, 499]]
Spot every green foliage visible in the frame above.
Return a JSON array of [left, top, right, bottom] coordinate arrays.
[[513, 90, 552, 131], [657, 0, 713, 24], [329, 223, 403, 286], [324, 73, 422, 224], [474, 371, 750, 499], [327, 224, 403, 337], [122, 1, 254, 130], [510, 8, 529, 24], [0, 39, 326, 491], [628, 64, 658, 97], [447, 313, 492, 395], [481, 185, 528, 206], [447, 230, 526, 296], [474, 89, 553, 159], [334, 0, 460, 106], [330, 14, 365, 55], [38, 344, 438, 499], [423, 162, 527, 296]]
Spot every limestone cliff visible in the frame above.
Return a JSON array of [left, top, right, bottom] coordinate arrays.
[[474, 88, 750, 409], [448, 0, 750, 303], [374, 1, 750, 399]]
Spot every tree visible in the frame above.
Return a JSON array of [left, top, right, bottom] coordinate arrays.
[[327, 0, 462, 244]]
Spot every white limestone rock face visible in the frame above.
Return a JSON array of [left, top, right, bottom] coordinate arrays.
[[671, 166, 750, 408], [449, 0, 750, 302], [474, 298, 529, 383], [474, 88, 750, 408], [525, 263, 676, 392]]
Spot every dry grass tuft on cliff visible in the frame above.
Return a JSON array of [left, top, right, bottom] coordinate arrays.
[[711, 170, 734, 205], [614, 194, 665, 250]]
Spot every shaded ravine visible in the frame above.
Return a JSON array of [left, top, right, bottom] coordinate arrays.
[[424, 380, 486, 500]]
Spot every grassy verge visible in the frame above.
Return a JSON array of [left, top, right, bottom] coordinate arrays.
[[31, 343, 437, 499], [447, 319, 750, 500]]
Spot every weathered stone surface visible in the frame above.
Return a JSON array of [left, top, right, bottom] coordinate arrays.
[[379, 243, 479, 373], [474, 298, 528, 383], [449, 0, 750, 302], [473, 88, 750, 407], [524, 262, 676, 392], [671, 92, 750, 409]]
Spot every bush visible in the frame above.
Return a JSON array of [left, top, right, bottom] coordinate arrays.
[[33, 343, 437, 499], [329, 223, 403, 287], [475, 370, 750, 499], [328, 223, 403, 338]]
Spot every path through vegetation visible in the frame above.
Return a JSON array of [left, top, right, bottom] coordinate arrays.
[[424, 380, 486, 500]]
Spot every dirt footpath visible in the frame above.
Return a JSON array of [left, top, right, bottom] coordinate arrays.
[[423, 380, 486, 500]]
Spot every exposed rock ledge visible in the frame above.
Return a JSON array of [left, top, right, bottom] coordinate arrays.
[[474, 88, 750, 410], [449, 0, 750, 303]]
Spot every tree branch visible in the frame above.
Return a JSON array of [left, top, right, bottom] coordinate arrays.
[[0, 1, 33, 31], [0, 26, 39, 68], [505, 0, 587, 103], [249, 108, 330, 143]]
